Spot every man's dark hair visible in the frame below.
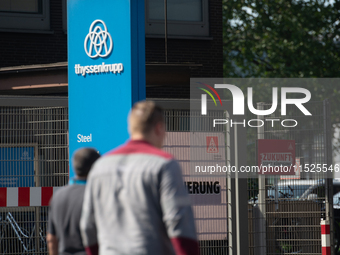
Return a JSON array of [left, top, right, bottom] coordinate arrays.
[[72, 148, 100, 177]]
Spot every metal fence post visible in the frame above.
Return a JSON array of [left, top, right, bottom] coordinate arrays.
[[257, 102, 266, 255], [226, 110, 233, 255], [323, 99, 334, 255]]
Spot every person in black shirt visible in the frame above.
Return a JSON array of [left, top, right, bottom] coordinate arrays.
[[47, 148, 100, 255]]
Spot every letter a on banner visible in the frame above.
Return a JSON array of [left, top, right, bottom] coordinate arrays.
[[207, 136, 219, 153], [67, 0, 145, 178]]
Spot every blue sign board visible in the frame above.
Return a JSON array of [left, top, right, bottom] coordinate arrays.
[[0, 147, 35, 187], [67, 0, 145, 177]]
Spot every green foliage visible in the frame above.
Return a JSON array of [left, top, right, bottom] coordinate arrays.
[[223, 0, 340, 78], [222, 0, 340, 122]]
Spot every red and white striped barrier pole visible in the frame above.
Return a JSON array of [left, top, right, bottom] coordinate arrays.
[[321, 220, 331, 255], [0, 187, 61, 207]]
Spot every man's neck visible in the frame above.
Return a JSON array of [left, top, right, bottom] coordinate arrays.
[[76, 176, 87, 180], [130, 133, 146, 141], [130, 134, 160, 148]]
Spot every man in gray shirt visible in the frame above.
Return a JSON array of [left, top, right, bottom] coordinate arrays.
[[47, 148, 100, 255], [81, 101, 198, 255]]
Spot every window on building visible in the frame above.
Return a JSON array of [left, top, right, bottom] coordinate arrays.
[[145, 0, 209, 38], [0, 0, 50, 32], [0, 0, 42, 13]]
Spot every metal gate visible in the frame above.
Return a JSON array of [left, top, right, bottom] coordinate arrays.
[[0, 96, 68, 255], [3, 97, 329, 255], [163, 108, 231, 255], [0, 98, 232, 255], [0, 99, 247, 255], [248, 100, 334, 255]]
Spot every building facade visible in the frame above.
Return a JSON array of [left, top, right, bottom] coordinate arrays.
[[0, 0, 222, 97]]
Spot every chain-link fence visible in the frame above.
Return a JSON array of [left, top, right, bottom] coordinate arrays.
[[0, 207, 48, 255], [0, 97, 68, 255], [163, 109, 230, 255], [0, 105, 69, 187], [0, 97, 333, 255], [248, 100, 334, 255], [0, 101, 231, 255]]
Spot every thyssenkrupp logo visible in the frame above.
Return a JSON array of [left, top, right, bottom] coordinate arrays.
[[84, 20, 113, 59]]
